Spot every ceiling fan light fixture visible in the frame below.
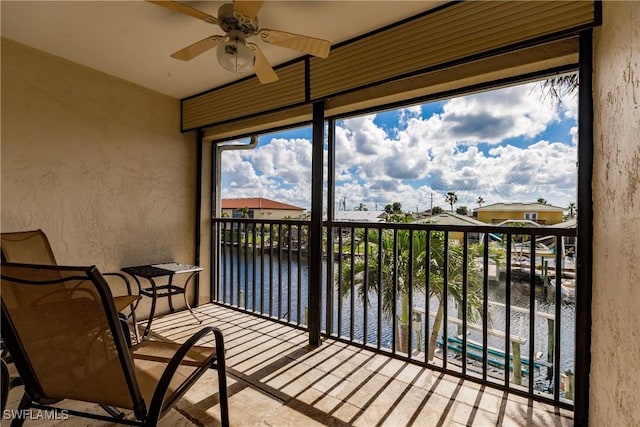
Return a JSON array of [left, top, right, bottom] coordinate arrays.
[[152, 1, 331, 85], [217, 36, 255, 73]]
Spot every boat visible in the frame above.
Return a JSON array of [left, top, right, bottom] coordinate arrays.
[[438, 336, 543, 376], [560, 278, 576, 299], [548, 276, 575, 299]]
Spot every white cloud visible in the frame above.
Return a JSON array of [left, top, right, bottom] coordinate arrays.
[[220, 137, 312, 208], [221, 81, 578, 211], [436, 83, 560, 143]]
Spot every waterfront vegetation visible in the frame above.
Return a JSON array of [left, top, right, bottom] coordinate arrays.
[[338, 223, 483, 360]]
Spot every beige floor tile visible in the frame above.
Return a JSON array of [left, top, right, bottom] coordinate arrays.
[[295, 386, 359, 422], [3, 304, 574, 427], [335, 368, 392, 405]]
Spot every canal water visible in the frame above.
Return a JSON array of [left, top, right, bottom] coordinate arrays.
[[221, 249, 575, 394]]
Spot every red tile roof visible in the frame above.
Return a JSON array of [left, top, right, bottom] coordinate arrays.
[[221, 198, 305, 211]]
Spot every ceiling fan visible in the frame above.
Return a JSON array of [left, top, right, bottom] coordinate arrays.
[[148, 0, 331, 84]]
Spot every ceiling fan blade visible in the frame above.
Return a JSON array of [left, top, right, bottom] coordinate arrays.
[[171, 35, 224, 61], [259, 29, 330, 59], [233, 0, 264, 21], [146, 1, 218, 25], [248, 43, 278, 84]]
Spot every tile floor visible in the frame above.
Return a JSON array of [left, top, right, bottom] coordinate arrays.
[[3, 304, 574, 426]]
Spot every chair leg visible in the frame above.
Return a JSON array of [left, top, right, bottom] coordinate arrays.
[[213, 330, 229, 427], [10, 393, 30, 427], [217, 365, 229, 427], [100, 404, 125, 419], [1, 359, 9, 413]]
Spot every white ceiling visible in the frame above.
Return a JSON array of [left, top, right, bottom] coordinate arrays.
[[1, 1, 444, 99]]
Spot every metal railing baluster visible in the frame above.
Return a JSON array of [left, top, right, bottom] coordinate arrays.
[[554, 236, 563, 402], [482, 234, 490, 382], [269, 225, 274, 317], [244, 221, 249, 309], [252, 223, 257, 312], [425, 230, 431, 364], [363, 227, 369, 346], [505, 234, 512, 388], [377, 228, 383, 350], [408, 229, 414, 358], [462, 231, 468, 375], [278, 223, 283, 319], [443, 231, 449, 369], [287, 224, 292, 322], [392, 229, 398, 354], [529, 233, 536, 394], [297, 225, 303, 326], [337, 227, 343, 337]]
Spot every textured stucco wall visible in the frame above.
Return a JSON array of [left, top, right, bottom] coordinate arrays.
[[198, 140, 213, 305], [591, 2, 640, 425], [1, 38, 204, 316]]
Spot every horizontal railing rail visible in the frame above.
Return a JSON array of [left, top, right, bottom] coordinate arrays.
[[212, 217, 577, 409]]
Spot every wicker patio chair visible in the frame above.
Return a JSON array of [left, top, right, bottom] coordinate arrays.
[[1, 229, 140, 341], [0, 263, 229, 427]]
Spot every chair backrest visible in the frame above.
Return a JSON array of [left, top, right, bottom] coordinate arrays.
[[0, 263, 146, 418], [1, 230, 57, 265]]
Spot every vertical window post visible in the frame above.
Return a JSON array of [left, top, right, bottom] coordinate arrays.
[[309, 101, 325, 346], [194, 129, 203, 306], [575, 29, 594, 427]]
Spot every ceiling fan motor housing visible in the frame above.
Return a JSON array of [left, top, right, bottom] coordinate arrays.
[[217, 3, 257, 36]]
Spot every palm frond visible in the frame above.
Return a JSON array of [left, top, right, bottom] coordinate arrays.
[[539, 74, 579, 104]]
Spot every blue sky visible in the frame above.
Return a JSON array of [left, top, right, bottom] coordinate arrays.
[[221, 78, 578, 213]]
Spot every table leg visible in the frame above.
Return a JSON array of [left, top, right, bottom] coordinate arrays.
[[167, 275, 175, 313], [183, 272, 202, 324], [127, 275, 144, 343], [142, 277, 159, 339], [129, 306, 140, 344]]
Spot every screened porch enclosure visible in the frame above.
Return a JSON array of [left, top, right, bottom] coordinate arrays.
[[1, 1, 607, 425]]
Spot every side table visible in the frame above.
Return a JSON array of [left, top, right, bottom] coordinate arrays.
[[122, 262, 203, 339]]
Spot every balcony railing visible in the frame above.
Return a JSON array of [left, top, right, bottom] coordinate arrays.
[[211, 217, 577, 409]]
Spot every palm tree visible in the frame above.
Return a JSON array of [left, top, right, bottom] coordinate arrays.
[[567, 202, 577, 218], [339, 225, 484, 359], [445, 192, 458, 212], [476, 196, 485, 208]]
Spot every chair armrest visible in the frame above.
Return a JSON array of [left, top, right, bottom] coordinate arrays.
[[147, 327, 226, 420]]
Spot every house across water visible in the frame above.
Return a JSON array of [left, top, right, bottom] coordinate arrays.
[[475, 202, 565, 225], [221, 197, 306, 219]]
